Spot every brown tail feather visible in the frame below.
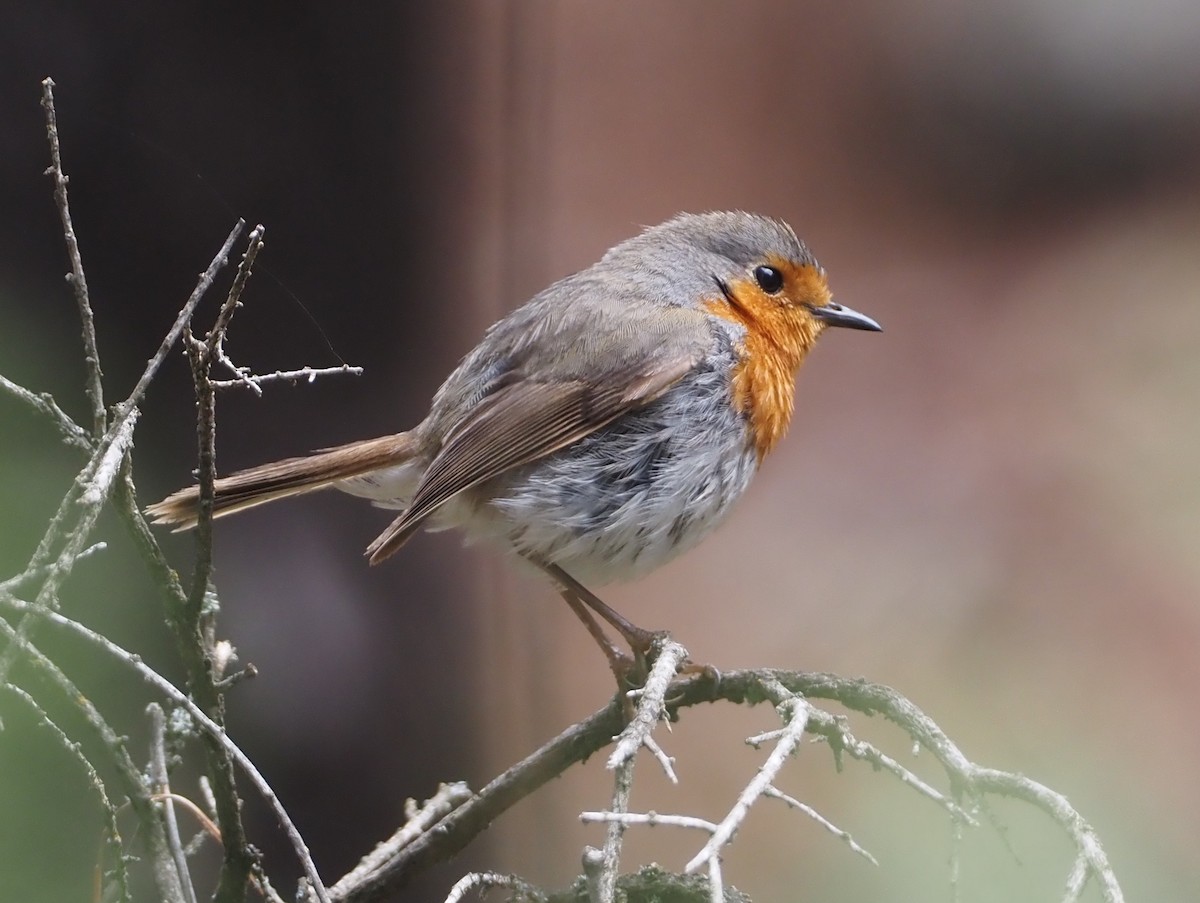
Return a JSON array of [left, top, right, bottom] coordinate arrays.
[[146, 432, 417, 530]]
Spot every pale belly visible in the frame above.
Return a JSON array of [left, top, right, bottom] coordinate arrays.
[[462, 368, 758, 583]]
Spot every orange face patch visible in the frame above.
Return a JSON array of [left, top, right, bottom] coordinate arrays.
[[703, 256, 832, 461]]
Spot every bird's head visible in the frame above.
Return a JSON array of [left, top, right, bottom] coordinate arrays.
[[647, 211, 882, 459]]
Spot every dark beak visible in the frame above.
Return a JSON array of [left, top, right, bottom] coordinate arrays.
[[808, 301, 882, 332]]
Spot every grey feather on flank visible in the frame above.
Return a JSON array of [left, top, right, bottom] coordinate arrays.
[[364, 350, 703, 565]]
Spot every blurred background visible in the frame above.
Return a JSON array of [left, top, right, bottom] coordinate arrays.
[[2, 2, 1198, 901]]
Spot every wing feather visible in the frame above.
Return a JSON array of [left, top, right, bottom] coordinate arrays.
[[365, 351, 699, 563]]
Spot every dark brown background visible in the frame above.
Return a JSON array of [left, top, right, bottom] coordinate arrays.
[[2, 3, 1198, 901]]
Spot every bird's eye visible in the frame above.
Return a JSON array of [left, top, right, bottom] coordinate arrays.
[[753, 265, 784, 294]]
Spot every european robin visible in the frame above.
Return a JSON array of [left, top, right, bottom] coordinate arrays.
[[149, 211, 880, 669]]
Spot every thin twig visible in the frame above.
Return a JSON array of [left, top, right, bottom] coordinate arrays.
[[581, 811, 719, 834], [641, 735, 678, 784], [183, 777, 221, 858], [309, 662, 1127, 902], [0, 374, 93, 450], [950, 805, 964, 903], [806, 711, 975, 823], [578, 812, 730, 903], [149, 703, 199, 903], [3, 683, 130, 902], [211, 340, 263, 394], [6, 218, 245, 607], [41, 77, 105, 436], [684, 695, 810, 874], [113, 465, 265, 899], [0, 541, 106, 595], [758, 672, 1122, 901], [1062, 853, 1090, 903], [0, 410, 138, 685], [202, 225, 264, 360], [80, 411, 139, 507], [592, 684, 815, 903], [706, 854, 723, 903], [763, 786, 878, 866], [0, 86, 213, 651], [122, 221, 246, 416], [210, 363, 364, 391]]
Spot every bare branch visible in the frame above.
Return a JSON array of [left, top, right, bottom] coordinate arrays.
[[184, 224, 265, 623], [607, 639, 686, 770], [182, 776, 222, 859], [443, 871, 539, 903], [122, 220, 246, 416], [203, 225, 264, 360], [322, 659, 1127, 902], [597, 741, 634, 903], [79, 409, 138, 507], [705, 854, 723, 903], [578, 812, 730, 903], [125, 223, 265, 903], [112, 466, 265, 901], [149, 703, 199, 903], [1063, 853, 1090, 903], [41, 77, 105, 436]]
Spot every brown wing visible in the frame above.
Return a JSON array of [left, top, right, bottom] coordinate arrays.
[[364, 351, 699, 563]]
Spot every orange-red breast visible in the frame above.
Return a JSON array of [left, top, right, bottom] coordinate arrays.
[[148, 212, 880, 664]]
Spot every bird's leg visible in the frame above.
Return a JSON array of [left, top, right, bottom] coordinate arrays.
[[540, 563, 718, 703], [555, 587, 636, 683], [535, 561, 663, 655], [526, 557, 663, 684]]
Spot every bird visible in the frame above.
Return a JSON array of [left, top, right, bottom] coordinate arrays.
[[148, 211, 880, 672]]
